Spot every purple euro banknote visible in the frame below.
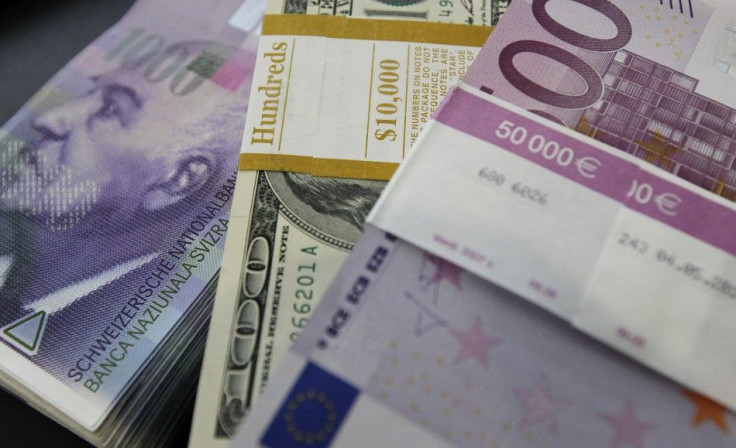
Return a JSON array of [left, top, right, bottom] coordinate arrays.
[[231, 226, 736, 448], [464, 0, 736, 202], [0, 0, 259, 435]]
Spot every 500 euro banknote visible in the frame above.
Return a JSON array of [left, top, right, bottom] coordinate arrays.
[[371, 0, 736, 414], [465, 0, 736, 201]]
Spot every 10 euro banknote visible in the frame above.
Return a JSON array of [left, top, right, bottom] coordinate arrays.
[[231, 226, 736, 448]]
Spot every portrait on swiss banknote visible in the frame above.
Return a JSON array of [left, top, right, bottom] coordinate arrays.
[[0, 39, 253, 385]]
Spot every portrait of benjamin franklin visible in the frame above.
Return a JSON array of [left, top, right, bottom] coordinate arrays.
[[261, 171, 386, 247]]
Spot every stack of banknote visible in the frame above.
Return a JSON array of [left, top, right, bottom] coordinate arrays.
[[188, 0, 495, 446], [191, 0, 736, 447], [4, 0, 736, 447], [0, 0, 263, 446]]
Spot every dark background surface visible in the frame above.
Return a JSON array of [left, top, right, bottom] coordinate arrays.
[[0, 0, 192, 446]]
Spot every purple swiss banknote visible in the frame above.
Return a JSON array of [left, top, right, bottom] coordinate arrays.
[[0, 0, 259, 439]]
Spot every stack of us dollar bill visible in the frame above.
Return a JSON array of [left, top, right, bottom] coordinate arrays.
[[201, 0, 736, 447], [188, 0, 498, 445], [0, 0, 263, 446]]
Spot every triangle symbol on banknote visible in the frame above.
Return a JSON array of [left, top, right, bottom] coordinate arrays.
[[413, 309, 448, 336], [1, 310, 47, 356]]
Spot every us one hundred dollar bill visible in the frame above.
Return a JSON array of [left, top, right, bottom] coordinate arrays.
[[190, 0, 508, 447], [190, 3, 510, 446], [188, 171, 385, 448]]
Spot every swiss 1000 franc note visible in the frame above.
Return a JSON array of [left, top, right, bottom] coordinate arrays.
[[0, 0, 261, 446]]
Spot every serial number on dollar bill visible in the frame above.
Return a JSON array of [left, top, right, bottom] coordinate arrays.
[[290, 262, 318, 341]]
